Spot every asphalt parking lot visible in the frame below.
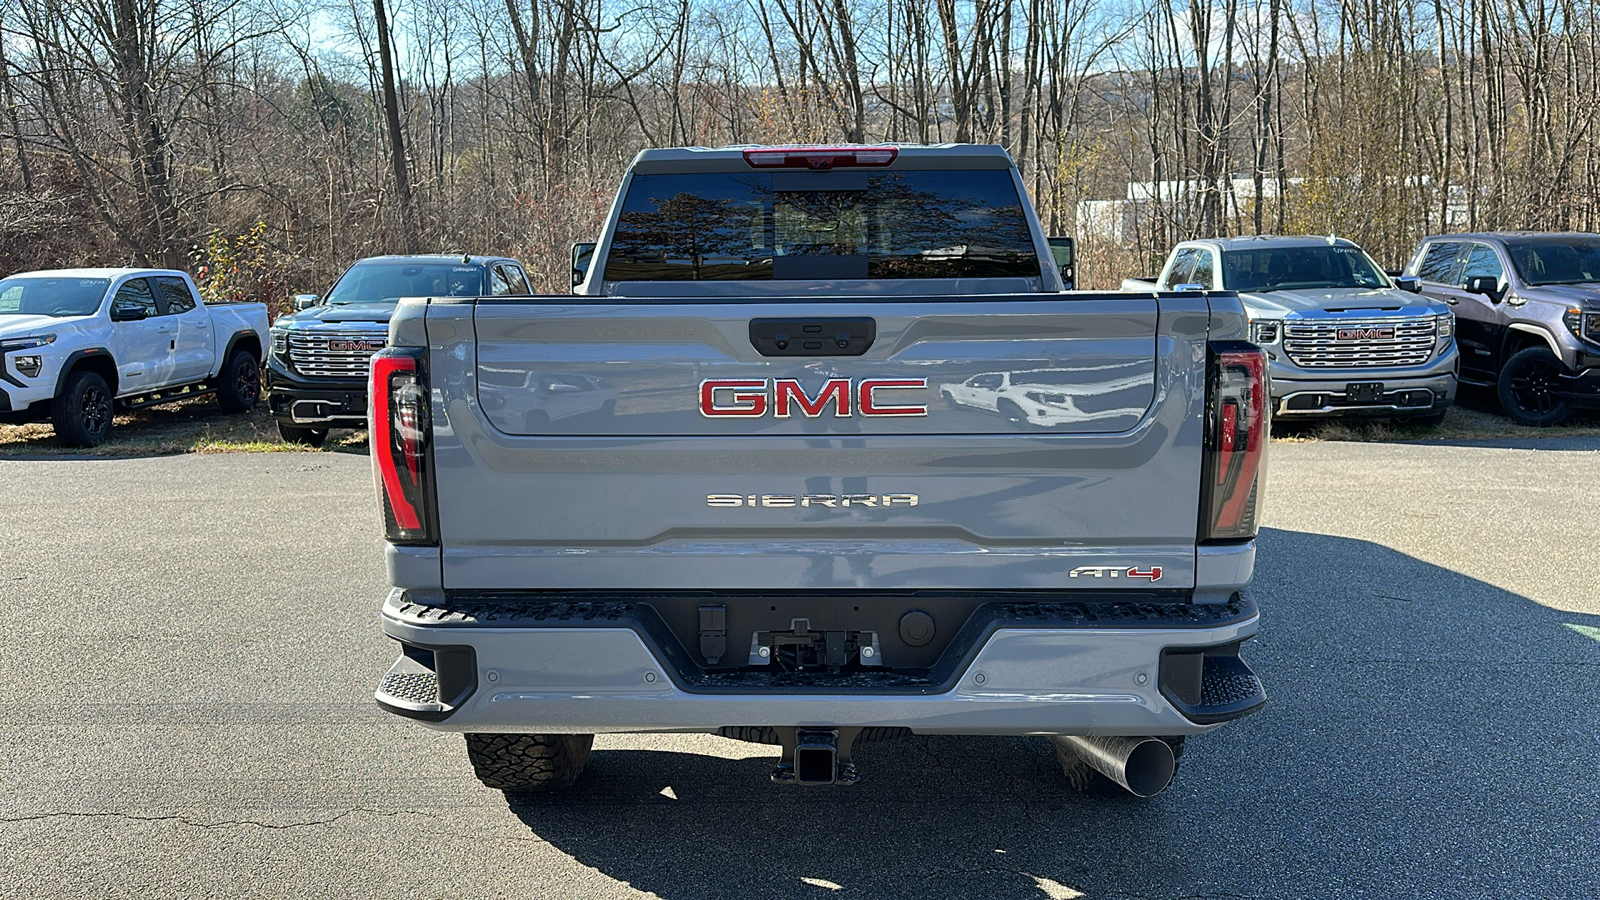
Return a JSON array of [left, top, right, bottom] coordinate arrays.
[[2, 439, 1598, 899]]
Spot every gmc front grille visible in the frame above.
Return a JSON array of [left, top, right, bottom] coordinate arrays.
[[287, 329, 388, 378], [1282, 317, 1436, 369]]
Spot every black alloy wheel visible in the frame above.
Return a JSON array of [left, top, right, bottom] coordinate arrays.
[[218, 349, 262, 412], [79, 382, 111, 437], [236, 356, 261, 404], [1498, 346, 1572, 427], [50, 369, 115, 447]]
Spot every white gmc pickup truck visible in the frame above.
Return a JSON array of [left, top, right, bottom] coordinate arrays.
[[0, 268, 269, 446]]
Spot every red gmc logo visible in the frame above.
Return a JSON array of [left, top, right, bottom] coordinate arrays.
[[699, 378, 928, 418], [1335, 327, 1392, 341]]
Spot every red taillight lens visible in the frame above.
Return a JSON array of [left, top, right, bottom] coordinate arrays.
[[742, 147, 899, 169], [1200, 342, 1268, 542], [370, 347, 435, 544]]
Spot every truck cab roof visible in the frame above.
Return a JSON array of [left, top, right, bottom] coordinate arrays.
[[1415, 231, 1600, 244], [1177, 235, 1363, 252], [348, 255, 515, 267], [627, 143, 1018, 174], [7, 267, 194, 280]]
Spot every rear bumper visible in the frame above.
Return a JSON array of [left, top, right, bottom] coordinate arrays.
[[375, 589, 1264, 736], [264, 360, 367, 426]]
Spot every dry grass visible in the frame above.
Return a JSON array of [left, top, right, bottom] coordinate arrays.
[[0, 398, 368, 458]]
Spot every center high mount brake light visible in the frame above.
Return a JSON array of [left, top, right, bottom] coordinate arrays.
[[742, 147, 899, 170]]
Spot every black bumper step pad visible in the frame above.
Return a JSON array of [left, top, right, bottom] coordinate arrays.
[[380, 670, 441, 706], [1160, 646, 1267, 725], [374, 646, 478, 722]]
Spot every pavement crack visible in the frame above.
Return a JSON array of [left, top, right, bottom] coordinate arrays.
[[0, 807, 433, 830]]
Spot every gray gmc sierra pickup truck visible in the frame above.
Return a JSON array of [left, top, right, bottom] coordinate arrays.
[[370, 145, 1268, 798]]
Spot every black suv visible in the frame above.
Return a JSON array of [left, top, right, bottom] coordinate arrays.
[[266, 255, 530, 445]]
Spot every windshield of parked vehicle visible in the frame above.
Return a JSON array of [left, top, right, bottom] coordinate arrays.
[[1505, 237, 1600, 286], [603, 169, 1040, 281], [323, 261, 483, 305], [1221, 246, 1389, 291], [0, 276, 111, 317]]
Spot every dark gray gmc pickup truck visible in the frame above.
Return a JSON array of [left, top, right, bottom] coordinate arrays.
[[369, 144, 1268, 797]]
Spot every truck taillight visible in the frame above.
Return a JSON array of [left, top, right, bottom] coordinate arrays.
[[371, 347, 435, 545], [1200, 342, 1267, 542], [742, 147, 899, 169]]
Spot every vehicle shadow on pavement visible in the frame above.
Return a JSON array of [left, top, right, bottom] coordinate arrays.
[[493, 527, 1600, 900]]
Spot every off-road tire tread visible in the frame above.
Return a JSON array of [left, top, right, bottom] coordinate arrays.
[[464, 733, 594, 792]]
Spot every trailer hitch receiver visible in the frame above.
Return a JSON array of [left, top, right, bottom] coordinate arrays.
[[771, 727, 861, 785]]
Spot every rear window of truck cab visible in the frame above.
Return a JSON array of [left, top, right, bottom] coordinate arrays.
[[601, 170, 1039, 281]]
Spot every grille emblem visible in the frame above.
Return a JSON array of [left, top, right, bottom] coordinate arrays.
[[328, 339, 383, 352], [1335, 327, 1393, 341]]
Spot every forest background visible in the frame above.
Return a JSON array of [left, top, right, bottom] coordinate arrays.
[[2, 0, 1597, 308]]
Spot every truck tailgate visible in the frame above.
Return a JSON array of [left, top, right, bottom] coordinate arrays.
[[424, 294, 1211, 591]]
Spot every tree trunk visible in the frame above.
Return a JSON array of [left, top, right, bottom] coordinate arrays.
[[373, 0, 419, 253], [112, 0, 185, 267]]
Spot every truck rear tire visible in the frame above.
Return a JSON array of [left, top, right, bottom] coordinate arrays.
[[276, 421, 328, 447], [464, 733, 594, 792], [51, 369, 114, 447], [1053, 735, 1185, 796], [216, 348, 262, 413]]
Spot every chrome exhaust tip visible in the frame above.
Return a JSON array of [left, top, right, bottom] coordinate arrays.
[[1052, 735, 1176, 797]]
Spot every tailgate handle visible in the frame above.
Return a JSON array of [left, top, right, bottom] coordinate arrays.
[[750, 317, 875, 356]]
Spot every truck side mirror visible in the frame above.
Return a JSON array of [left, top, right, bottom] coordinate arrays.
[[1464, 275, 1501, 300], [293, 293, 321, 310], [1047, 236, 1075, 290], [110, 305, 148, 322], [571, 241, 597, 289], [1394, 276, 1422, 294]]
